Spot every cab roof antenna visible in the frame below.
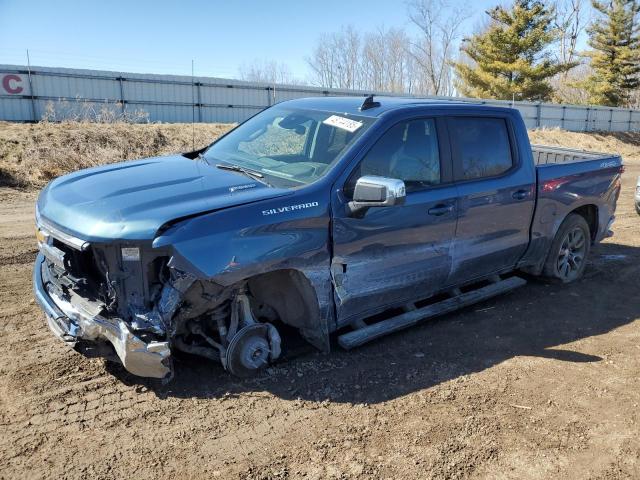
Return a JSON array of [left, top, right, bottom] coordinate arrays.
[[360, 94, 380, 111]]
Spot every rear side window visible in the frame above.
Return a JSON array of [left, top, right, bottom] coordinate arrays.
[[450, 117, 513, 180]]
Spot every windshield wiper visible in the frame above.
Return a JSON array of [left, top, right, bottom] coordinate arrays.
[[215, 163, 272, 186]]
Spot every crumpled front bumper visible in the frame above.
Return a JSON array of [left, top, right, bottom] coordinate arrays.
[[33, 253, 171, 379]]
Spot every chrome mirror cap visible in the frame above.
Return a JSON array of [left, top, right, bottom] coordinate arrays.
[[348, 175, 406, 215]]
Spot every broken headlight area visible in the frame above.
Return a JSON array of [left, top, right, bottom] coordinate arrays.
[[37, 235, 283, 380], [36, 238, 176, 379]]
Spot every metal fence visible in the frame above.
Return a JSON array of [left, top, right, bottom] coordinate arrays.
[[2, 64, 640, 131]]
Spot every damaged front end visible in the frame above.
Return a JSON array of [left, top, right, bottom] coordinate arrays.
[[34, 216, 282, 380], [34, 255, 172, 378]]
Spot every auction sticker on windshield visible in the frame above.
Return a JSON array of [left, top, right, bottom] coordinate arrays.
[[323, 115, 363, 133]]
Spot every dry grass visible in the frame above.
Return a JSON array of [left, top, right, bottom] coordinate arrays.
[[529, 128, 640, 162], [1, 122, 639, 189], [0, 121, 233, 188]]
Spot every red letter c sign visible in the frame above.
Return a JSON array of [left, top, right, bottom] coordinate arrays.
[[2, 74, 24, 94]]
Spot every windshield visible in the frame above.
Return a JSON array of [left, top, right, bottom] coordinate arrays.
[[202, 106, 374, 187]]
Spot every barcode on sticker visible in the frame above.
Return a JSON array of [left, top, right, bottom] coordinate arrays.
[[322, 115, 363, 133]]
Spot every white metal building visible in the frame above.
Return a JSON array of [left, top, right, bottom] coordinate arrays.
[[1, 64, 639, 131]]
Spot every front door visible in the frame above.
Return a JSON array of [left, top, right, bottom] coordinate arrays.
[[331, 117, 458, 325]]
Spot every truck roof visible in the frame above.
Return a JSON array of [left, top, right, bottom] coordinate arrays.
[[279, 95, 501, 117]]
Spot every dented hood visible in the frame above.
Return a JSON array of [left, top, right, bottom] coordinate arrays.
[[37, 155, 290, 241]]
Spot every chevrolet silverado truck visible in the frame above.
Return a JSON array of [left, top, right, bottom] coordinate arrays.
[[34, 96, 623, 380]]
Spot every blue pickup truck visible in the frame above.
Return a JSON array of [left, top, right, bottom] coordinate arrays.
[[33, 96, 623, 379]]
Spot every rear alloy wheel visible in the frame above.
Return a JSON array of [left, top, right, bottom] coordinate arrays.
[[557, 227, 587, 280], [543, 214, 591, 283]]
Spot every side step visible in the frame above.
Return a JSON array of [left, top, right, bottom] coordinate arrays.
[[338, 276, 527, 350]]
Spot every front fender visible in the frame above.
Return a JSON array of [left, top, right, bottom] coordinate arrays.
[[152, 190, 336, 337]]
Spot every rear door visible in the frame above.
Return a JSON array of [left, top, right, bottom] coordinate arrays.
[[446, 115, 535, 285], [331, 116, 458, 325]]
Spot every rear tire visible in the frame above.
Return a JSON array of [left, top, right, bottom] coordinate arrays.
[[542, 213, 591, 283]]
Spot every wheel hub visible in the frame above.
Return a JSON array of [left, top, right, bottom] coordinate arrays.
[[224, 323, 281, 377], [239, 336, 270, 370], [557, 227, 586, 280]]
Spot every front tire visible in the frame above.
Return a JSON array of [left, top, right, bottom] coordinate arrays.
[[542, 213, 591, 283]]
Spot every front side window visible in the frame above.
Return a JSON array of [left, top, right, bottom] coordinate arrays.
[[450, 117, 513, 180], [203, 107, 373, 188], [352, 118, 441, 193]]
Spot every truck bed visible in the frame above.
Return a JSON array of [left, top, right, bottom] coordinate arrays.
[[532, 145, 614, 166]]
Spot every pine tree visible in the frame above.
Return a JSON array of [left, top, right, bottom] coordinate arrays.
[[453, 0, 575, 101], [580, 0, 640, 107]]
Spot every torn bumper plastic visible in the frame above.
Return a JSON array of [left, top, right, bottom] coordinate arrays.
[[33, 254, 171, 379]]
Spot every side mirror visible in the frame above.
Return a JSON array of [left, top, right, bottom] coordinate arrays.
[[348, 175, 406, 215]]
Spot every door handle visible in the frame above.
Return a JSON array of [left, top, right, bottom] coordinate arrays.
[[512, 189, 529, 200], [428, 204, 454, 216]]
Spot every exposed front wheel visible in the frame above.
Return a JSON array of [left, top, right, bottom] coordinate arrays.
[[225, 323, 280, 377], [543, 214, 591, 283]]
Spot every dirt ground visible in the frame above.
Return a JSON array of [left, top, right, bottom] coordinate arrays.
[[1, 136, 640, 479]]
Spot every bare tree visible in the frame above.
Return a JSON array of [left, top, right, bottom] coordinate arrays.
[[407, 0, 469, 96], [550, 64, 592, 104], [308, 25, 417, 94], [385, 28, 414, 93], [547, 0, 590, 103], [335, 26, 362, 89], [553, 0, 587, 70], [356, 27, 416, 93], [361, 28, 388, 91], [307, 36, 339, 88], [307, 26, 363, 89], [238, 59, 296, 85]]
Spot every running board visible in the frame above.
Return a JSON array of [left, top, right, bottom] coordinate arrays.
[[338, 276, 527, 350]]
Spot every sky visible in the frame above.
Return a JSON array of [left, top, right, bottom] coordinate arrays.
[[0, 0, 502, 81]]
